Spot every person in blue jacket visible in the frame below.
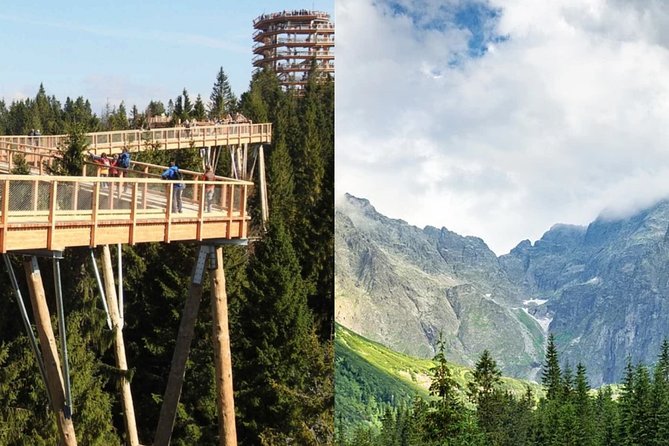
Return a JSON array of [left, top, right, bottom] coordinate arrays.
[[161, 160, 185, 213]]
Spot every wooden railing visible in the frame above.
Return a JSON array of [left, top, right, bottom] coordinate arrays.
[[0, 142, 59, 174], [83, 159, 245, 208], [0, 175, 252, 253], [0, 123, 273, 156]]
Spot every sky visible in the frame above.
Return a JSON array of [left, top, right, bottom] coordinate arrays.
[[336, 0, 669, 255], [0, 0, 333, 115]]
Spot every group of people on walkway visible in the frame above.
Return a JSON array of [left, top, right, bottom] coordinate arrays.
[[88, 148, 131, 180], [89, 150, 217, 214], [161, 161, 217, 214]]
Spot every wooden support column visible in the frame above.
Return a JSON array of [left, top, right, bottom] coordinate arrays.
[[23, 257, 78, 446], [101, 245, 140, 446], [258, 145, 269, 227], [210, 246, 237, 446], [154, 246, 208, 446]]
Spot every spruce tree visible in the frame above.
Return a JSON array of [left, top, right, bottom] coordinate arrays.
[[48, 124, 88, 176], [209, 67, 237, 119], [594, 386, 620, 446], [429, 334, 458, 405], [193, 94, 206, 121], [542, 333, 562, 400], [574, 363, 594, 446], [420, 333, 468, 444], [234, 218, 319, 444], [468, 350, 506, 444], [562, 362, 574, 399], [11, 153, 31, 174], [293, 76, 334, 336], [653, 340, 669, 445], [181, 88, 192, 120], [632, 364, 654, 446], [173, 95, 184, 122], [468, 349, 502, 404], [619, 359, 636, 446]]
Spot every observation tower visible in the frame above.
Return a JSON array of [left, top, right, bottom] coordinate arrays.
[[253, 10, 334, 91]]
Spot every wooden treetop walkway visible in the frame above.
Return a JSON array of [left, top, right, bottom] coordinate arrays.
[[0, 123, 272, 252], [0, 122, 272, 155]]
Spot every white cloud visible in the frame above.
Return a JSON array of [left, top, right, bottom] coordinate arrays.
[[336, 0, 669, 254]]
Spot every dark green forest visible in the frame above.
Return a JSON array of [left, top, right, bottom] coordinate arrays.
[[0, 67, 333, 445], [337, 333, 669, 446]]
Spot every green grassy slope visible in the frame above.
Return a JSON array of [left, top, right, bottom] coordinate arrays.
[[335, 323, 544, 433]]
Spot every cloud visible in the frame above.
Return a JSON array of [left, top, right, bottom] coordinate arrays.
[[336, 0, 669, 254]]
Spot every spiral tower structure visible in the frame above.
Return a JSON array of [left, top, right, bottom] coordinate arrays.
[[253, 10, 334, 91]]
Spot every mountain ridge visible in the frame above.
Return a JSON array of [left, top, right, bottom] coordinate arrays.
[[336, 193, 669, 385]]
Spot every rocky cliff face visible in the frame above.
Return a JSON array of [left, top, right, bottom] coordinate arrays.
[[337, 194, 669, 385], [502, 200, 669, 385], [335, 194, 545, 378]]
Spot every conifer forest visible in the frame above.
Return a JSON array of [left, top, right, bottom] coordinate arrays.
[[0, 68, 333, 445], [337, 333, 669, 446]]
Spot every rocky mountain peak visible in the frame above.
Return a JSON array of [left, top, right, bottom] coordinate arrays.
[[337, 193, 669, 385]]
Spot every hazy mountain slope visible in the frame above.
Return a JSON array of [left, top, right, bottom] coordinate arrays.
[[335, 194, 545, 377]]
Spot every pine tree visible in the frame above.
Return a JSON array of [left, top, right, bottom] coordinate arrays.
[[468, 349, 502, 405], [193, 95, 206, 121], [542, 333, 562, 400], [173, 95, 184, 122], [379, 407, 398, 446], [209, 67, 237, 119], [181, 88, 192, 120], [653, 340, 669, 445], [420, 333, 468, 444], [234, 218, 320, 444], [0, 99, 7, 133], [594, 386, 620, 446], [429, 334, 458, 404], [115, 101, 128, 129], [468, 350, 505, 444], [619, 359, 636, 446], [130, 104, 143, 129], [48, 124, 88, 176], [632, 364, 654, 446], [62, 96, 99, 131], [562, 362, 574, 399], [146, 100, 165, 118], [11, 153, 31, 174], [574, 363, 594, 446], [292, 77, 334, 336], [266, 134, 295, 221]]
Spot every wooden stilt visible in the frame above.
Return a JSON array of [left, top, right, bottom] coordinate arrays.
[[101, 245, 140, 446], [210, 246, 237, 446], [258, 145, 269, 227], [154, 246, 208, 446], [23, 256, 78, 446]]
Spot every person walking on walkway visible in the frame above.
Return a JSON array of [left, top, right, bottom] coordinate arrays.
[[162, 160, 185, 213]]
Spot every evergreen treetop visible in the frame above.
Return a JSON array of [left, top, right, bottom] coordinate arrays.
[[542, 333, 562, 400]]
